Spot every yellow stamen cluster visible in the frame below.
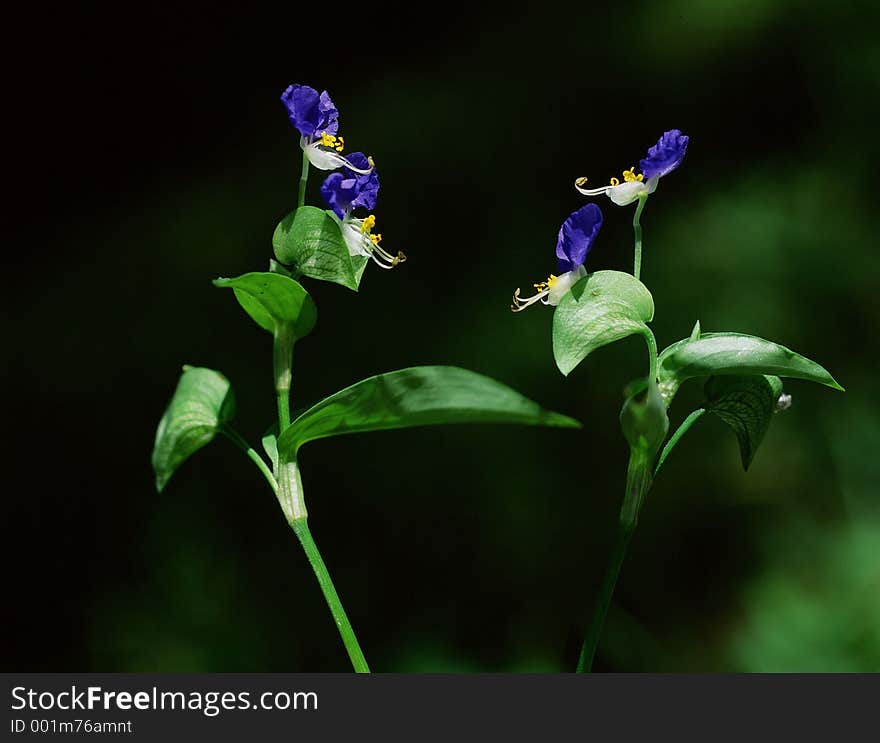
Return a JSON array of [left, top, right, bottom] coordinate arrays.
[[533, 274, 558, 291], [320, 131, 345, 152], [610, 166, 644, 186], [357, 213, 405, 268]]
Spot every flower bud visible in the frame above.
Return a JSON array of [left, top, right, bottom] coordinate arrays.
[[620, 378, 670, 457]]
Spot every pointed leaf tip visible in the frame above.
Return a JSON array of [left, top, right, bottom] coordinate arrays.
[[276, 365, 581, 456], [151, 366, 234, 492], [658, 332, 841, 404], [704, 374, 781, 470]]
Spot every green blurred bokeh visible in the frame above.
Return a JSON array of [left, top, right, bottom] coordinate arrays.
[[5, 1, 879, 671]]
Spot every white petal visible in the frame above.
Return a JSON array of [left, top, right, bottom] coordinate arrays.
[[547, 265, 587, 306], [607, 181, 648, 206], [341, 220, 373, 257], [304, 144, 372, 173]]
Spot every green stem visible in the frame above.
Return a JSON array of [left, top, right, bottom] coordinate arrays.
[[577, 447, 652, 672], [297, 156, 309, 208], [273, 326, 294, 433], [643, 328, 659, 383], [270, 319, 369, 673], [221, 427, 278, 492], [633, 194, 647, 281], [654, 408, 706, 476], [290, 518, 371, 673]]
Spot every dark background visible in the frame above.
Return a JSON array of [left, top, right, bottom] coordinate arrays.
[[4, 1, 878, 671]]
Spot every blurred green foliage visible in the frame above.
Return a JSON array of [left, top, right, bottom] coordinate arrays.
[[4, 1, 878, 671]]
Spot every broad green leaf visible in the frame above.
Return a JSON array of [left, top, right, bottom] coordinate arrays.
[[552, 270, 655, 376], [213, 272, 317, 339], [152, 366, 234, 492], [277, 365, 581, 456], [272, 206, 360, 291], [658, 332, 843, 403], [703, 374, 783, 470]]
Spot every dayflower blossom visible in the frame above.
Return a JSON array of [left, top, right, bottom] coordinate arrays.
[[511, 203, 603, 311], [280, 83, 372, 173], [575, 129, 689, 205], [320, 153, 405, 269]]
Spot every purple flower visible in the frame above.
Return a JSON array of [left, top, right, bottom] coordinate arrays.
[[556, 203, 603, 273], [576, 129, 689, 205], [512, 203, 604, 312], [279, 83, 371, 174], [281, 84, 339, 138], [320, 152, 380, 219], [639, 129, 689, 180]]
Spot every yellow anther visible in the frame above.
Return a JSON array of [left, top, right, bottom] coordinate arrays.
[[361, 214, 377, 233], [370, 233, 382, 245], [610, 177, 620, 186], [622, 167, 644, 183], [575, 176, 589, 188], [546, 274, 559, 288], [367, 155, 375, 168], [319, 131, 345, 152]]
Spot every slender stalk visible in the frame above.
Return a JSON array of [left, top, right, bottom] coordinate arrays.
[[290, 518, 371, 673], [643, 327, 659, 383], [221, 427, 278, 492], [273, 326, 294, 433], [577, 447, 652, 672], [633, 194, 648, 280], [271, 321, 370, 672], [297, 156, 309, 208], [654, 408, 706, 476]]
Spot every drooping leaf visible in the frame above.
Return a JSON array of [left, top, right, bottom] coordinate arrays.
[[213, 272, 317, 339], [703, 374, 783, 470], [272, 206, 360, 291], [552, 270, 655, 376], [658, 332, 842, 403], [152, 366, 235, 492], [277, 365, 581, 456]]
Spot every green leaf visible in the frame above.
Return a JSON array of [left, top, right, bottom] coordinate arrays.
[[213, 272, 317, 339], [271, 210, 298, 266], [552, 270, 655, 376], [658, 332, 843, 403], [261, 431, 279, 472], [703, 374, 783, 470], [277, 365, 581, 456], [272, 206, 361, 291], [152, 366, 235, 492]]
